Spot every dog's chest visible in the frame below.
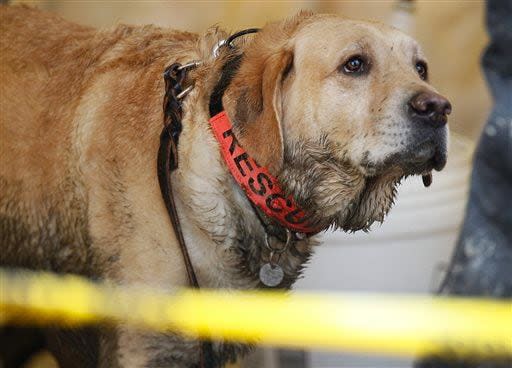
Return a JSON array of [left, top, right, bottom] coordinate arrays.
[[181, 187, 315, 290], [175, 128, 316, 289]]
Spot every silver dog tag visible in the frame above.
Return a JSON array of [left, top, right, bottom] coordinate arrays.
[[259, 263, 284, 287]]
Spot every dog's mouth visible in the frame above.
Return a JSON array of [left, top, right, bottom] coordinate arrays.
[[359, 139, 447, 188], [400, 141, 447, 173], [397, 141, 447, 187]]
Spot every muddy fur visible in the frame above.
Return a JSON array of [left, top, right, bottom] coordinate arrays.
[[279, 135, 400, 232], [0, 5, 449, 367]]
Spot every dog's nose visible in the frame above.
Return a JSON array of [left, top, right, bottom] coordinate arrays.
[[408, 92, 451, 126]]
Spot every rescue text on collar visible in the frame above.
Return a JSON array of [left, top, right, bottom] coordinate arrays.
[[209, 111, 319, 235]]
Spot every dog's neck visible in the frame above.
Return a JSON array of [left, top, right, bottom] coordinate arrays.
[[170, 67, 318, 289], [207, 55, 317, 241], [173, 112, 317, 289]]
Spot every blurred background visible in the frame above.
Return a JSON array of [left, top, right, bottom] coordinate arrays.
[[9, 1, 492, 367]]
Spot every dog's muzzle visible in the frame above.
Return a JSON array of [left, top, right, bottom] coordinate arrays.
[[399, 91, 451, 175]]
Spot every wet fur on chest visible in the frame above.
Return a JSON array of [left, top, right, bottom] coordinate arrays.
[[173, 108, 318, 291]]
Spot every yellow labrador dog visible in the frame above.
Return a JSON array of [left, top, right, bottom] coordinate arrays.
[[0, 5, 450, 367]]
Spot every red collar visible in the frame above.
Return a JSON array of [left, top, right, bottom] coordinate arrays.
[[209, 111, 318, 235]]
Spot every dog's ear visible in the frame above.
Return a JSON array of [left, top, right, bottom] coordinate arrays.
[[224, 49, 294, 174], [222, 11, 314, 173]]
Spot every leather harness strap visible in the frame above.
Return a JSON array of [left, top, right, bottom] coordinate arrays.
[[157, 63, 215, 368], [158, 63, 199, 287], [156, 29, 317, 365]]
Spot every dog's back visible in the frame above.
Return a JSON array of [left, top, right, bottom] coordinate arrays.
[[0, 6, 106, 365], [0, 6, 207, 365], [0, 6, 196, 275], [1, 3, 202, 277], [0, 6, 98, 272]]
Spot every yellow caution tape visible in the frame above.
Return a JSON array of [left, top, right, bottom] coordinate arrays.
[[0, 269, 511, 358]]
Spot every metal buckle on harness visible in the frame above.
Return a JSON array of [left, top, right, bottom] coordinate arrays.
[[212, 39, 228, 58], [176, 85, 194, 100], [173, 28, 260, 99], [212, 28, 260, 58], [177, 60, 202, 72]]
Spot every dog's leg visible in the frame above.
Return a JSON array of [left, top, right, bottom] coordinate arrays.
[[115, 328, 202, 368], [88, 188, 200, 366]]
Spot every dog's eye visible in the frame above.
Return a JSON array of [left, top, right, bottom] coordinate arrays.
[[415, 61, 428, 80], [342, 56, 366, 74]]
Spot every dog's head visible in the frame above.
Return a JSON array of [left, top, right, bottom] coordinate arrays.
[[222, 12, 451, 231]]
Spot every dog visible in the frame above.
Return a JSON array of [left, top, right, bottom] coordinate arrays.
[[0, 5, 451, 367]]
